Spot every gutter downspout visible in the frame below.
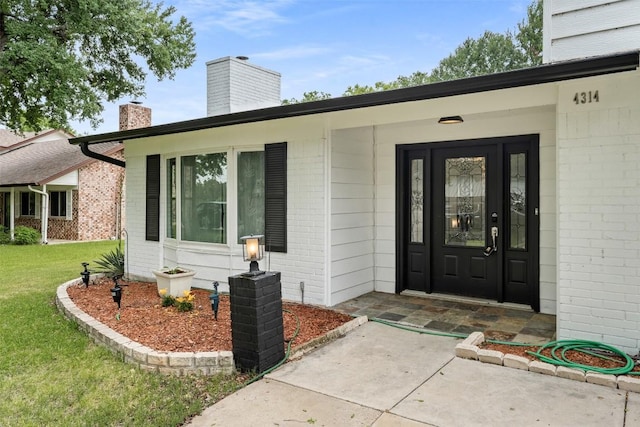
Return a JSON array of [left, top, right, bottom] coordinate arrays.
[[28, 185, 48, 244], [80, 142, 125, 168]]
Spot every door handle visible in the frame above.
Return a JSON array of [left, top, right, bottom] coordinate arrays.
[[484, 226, 498, 257]]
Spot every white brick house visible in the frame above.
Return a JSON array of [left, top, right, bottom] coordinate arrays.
[[71, 1, 640, 353]]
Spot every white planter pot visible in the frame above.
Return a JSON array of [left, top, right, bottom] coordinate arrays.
[[152, 268, 196, 297]]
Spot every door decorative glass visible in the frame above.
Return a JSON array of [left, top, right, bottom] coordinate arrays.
[[444, 157, 486, 247], [509, 153, 527, 249], [410, 159, 424, 243]]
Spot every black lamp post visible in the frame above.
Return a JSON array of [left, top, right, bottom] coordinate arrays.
[[110, 275, 122, 310], [80, 262, 91, 288], [209, 281, 220, 320]]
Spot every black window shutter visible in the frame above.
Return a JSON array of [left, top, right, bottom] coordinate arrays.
[[146, 154, 161, 241], [264, 142, 287, 252]]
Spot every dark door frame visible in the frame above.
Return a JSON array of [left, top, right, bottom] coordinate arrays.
[[395, 134, 540, 311]]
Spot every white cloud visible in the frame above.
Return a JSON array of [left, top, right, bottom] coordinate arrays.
[[172, 0, 295, 36], [250, 45, 333, 61]]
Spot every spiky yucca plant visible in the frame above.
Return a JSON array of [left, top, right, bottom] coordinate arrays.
[[94, 243, 125, 278]]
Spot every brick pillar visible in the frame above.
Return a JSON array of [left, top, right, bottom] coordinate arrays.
[[229, 271, 285, 373]]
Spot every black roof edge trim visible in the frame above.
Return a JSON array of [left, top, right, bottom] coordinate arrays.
[[80, 142, 125, 168], [70, 51, 639, 146]]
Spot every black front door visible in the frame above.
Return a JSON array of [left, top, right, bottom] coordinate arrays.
[[397, 135, 539, 310]]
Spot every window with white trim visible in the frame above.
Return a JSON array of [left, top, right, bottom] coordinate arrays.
[[159, 143, 286, 252], [181, 152, 227, 244], [49, 191, 67, 217]]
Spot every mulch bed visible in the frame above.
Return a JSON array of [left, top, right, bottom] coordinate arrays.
[[67, 278, 353, 353]]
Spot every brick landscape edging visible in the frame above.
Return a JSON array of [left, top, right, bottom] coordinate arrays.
[[455, 332, 640, 393], [55, 277, 367, 376]]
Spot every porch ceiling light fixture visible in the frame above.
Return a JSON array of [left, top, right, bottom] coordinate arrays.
[[240, 234, 265, 276], [438, 115, 464, 124]]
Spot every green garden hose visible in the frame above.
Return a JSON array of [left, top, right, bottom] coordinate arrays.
[[526, 340, 639, 376], [371, 318, 639, 375]]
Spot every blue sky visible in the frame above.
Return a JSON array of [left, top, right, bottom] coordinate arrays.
[[73, 0, 533, 135]]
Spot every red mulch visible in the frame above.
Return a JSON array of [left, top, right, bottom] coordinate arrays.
[[67, 278, 353, 353]]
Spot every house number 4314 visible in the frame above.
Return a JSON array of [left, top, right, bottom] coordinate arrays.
[[573, 90, 599, 104]]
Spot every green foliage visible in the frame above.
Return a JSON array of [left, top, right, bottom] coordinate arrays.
[[517, 0, 543, 66], [93, 243, 125, 278], [0, 241, 242, 425], [159, 288, 195, 312], [281, 90, 333, 105], [159, 289, 176, 307], [429, 30, 527, 82], [0, 228, 10, 245], [0, 0, 196, 131], [175, 291, 195, 312], [343, 71, 432, 96], [12, 226, 40, 245]]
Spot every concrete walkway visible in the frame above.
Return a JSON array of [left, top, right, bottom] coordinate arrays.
[[188, 321, 639, 426]]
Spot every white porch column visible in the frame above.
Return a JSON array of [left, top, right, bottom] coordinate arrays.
[[9, 187, 15, 240]]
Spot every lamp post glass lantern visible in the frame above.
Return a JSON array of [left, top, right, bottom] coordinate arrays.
[[240, 234, 265, 275]]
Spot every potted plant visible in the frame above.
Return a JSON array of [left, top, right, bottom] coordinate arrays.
[[152, 267, 195, 297]]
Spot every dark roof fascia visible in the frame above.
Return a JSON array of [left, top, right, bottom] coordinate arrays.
[[1, 183, 35, 188], [70, 51, 639, 146]]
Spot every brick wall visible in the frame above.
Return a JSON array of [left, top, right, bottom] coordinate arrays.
[[124, 122, 328, 305], [48, 191, 79, 240], [77, 149, 125, 240], [556, 71, 640, 353]]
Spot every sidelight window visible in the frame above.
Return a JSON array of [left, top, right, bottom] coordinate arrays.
[[509, 153, 527, 249]]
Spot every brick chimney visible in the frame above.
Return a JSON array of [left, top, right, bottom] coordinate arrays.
[[119, 102, 152, 131], [206, 56, 281, 116]]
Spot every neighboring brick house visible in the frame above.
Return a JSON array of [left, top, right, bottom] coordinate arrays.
[[0, 103, 150, 242]]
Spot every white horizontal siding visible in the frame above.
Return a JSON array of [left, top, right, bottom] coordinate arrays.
[[551, 0, 625, 14], [552, 1, 640, 39], [544, 0, 640, 62], [330, 127, 375, 305]]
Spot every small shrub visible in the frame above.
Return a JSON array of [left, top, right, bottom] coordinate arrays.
[[94, 243, 125, 278], [158, 289, 176, 307], [0, 228, 10, 245], [158, 289, 195, 312], [13, 226, 40, 245], [175, 290, 195, 312]]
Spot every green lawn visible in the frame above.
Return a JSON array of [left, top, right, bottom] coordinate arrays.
[[0, 241, 242, 426]]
